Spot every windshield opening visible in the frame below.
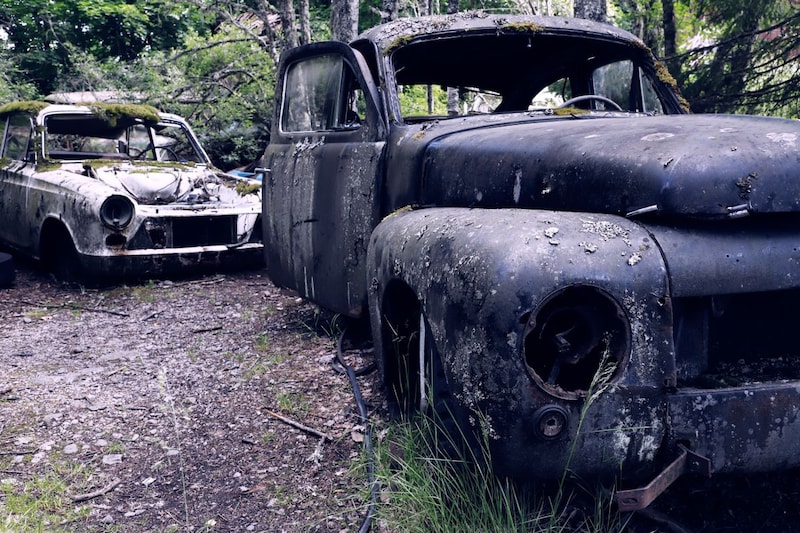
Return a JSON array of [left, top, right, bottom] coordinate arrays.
[[392, 32, 665, 121], [44, 114, 205, 163]]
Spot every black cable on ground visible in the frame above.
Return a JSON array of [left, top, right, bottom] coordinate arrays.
[[334, 327, 379, 533]]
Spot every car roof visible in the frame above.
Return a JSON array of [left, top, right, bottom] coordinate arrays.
[[354, 13, 644, 55]]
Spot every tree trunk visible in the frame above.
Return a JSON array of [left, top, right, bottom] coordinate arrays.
[[330, 0, 359, 42], [662, 0, 678, 81], [280, 0, 299, 49], [446, 0, 460, 115], [381, 0, 398, 23], [573, 0, 606, 23], [298, 0, 311, 45]]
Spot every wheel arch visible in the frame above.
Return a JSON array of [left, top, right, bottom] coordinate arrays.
[[372, 278, 424, 415]]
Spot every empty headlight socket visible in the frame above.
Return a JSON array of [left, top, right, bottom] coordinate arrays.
[[522, 285, 631, 400]]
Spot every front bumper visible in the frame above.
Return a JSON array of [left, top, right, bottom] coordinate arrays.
[[77, 242, 264, 279]]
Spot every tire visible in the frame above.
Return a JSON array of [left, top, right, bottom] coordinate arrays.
[[0, 252, 14, 288]]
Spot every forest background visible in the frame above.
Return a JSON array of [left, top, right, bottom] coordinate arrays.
[[0, 0, 797, 171]]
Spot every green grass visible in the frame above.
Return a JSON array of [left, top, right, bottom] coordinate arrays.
[[1, 461, 93, 531], [275, 391, 310, 417], [371, 346, 628, 532], [372, 414, 628, 532]]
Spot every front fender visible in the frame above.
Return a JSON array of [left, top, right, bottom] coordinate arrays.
[[368, 207, 675, 480]]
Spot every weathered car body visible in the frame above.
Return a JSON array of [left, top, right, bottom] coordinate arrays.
[[261, 13, 800, 508], [0, 102, 263, 281]]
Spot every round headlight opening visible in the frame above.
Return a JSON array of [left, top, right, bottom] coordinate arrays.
[[523, 285, 630, 399], [100, 195, 135, 230]]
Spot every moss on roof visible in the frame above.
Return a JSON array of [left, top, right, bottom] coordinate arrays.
[[89, 103, 161, 126], [0, 101, 163, 125], [0, 101, 49, 118]]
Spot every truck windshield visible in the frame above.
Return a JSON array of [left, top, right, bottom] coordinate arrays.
[[392, 32, 665, 120]]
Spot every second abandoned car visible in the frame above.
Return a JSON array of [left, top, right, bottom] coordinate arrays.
[[261, 14, 800, 508], [0, 101, 263, 281]]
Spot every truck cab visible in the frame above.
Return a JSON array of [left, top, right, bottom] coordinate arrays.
[[263, 13, 800, 509]]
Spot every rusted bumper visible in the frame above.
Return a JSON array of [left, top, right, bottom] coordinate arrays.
[[77, 242, 265, 280], [616, 383, 800, 510], [669, 383, 800, 472]]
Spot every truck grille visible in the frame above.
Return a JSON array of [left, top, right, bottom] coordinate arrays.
[[171, 216, 236, 247], [674, 289, 800, 386]]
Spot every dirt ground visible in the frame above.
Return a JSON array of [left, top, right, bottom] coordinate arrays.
[[0, 262, 379, 532], [3, 261, 800, 532]]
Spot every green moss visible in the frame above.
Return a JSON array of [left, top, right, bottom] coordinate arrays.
[[0, 101, 49, 118], [85, 159, 132, 169], [36, 161, 62, 172], [0, 157, 10, 167], [386, 34, 416, 54], [502, 22, 543, 33], [89, 103, 161, 126], [127, 161, 194, 170], [235, 181, 262, 195], [553, 107, 589, 116], [654, 61, 691, 113]]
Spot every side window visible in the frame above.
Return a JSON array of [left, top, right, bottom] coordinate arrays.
[[281, 54, 363, 133], [592, 60, 664, 114], [640, 72, 664, 115], [3, 114, 32, 160]]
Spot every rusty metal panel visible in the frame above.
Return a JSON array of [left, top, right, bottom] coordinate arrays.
[[669, 384, 800, 473]]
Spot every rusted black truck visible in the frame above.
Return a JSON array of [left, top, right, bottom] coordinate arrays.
[[261, 13, 800, 509]]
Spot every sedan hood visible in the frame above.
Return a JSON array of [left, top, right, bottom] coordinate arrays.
[[83, 162, 258, 206], [421, 114, 800, 218]]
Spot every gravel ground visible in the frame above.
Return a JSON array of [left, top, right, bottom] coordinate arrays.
[[5, 260, 800, 533], [0, 262, 378, 532]]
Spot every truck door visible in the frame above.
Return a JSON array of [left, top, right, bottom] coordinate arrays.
[[263, 42, 387, 317]]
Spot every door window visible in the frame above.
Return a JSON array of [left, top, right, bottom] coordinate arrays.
[[3, 114, 32, 160], [281, 54, 363, 132]]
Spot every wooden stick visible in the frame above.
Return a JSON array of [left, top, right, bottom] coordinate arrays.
[[71, 478, 121, 502], [265, 409, 333, 442], [192, 325, 223, 334], [18, 300, 129, 317]]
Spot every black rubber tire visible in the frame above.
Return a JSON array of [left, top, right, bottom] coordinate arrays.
[[0, 252, 14, 288]]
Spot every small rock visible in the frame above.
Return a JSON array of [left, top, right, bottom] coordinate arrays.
[[63, 443, 79, 455], [102, 454, 123, 465]]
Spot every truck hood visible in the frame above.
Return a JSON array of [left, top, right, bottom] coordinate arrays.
[[421, 114, 800, 218]]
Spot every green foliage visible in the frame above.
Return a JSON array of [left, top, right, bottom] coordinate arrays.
[[47, 21, 276, 169], [672, 0, 800, 117], [398, 84, 449, 116], [609, 0, 800, 117], [0, 0, 212, 95], [373, 415, 628, 532]]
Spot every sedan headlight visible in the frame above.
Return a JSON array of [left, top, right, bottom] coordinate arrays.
[[100, 195, 135, 230]]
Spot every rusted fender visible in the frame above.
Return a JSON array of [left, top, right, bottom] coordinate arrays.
[[367, 207, 675, 480]]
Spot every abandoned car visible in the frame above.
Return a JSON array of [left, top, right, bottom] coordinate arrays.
[[261, 13, 800, 508], [0, 102, 263, 281]]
